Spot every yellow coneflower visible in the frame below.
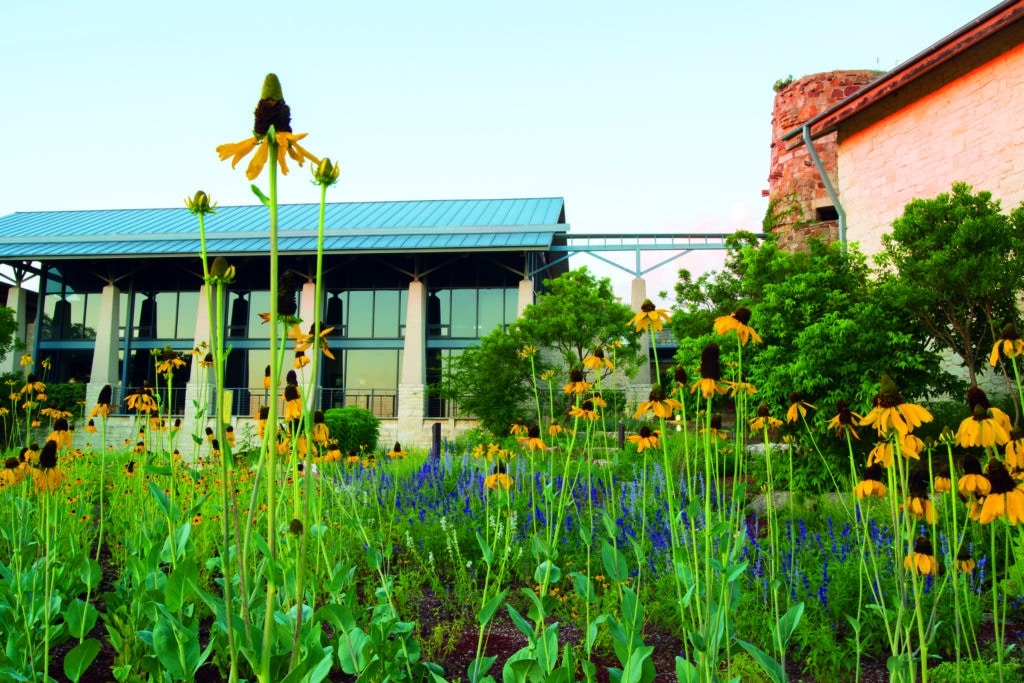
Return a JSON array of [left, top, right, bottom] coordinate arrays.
[[256, 406, 269, 439], [25, 443, 39, 464], [226, 425, 236, 448], [33, 440, 67, 493], [563, 368, 592, 395], [47, 417, 72, 451], [292, 323, 336, 361], [702, 413, 728, 440], [539, 369, 557, 382], [312, 411, 329, 445], [569, 399, 600, 421], [990, 322, 1024, 367], [786, 392, 815, 424], [485, 470, 514, 491], [635, 384, 683, 419], [283, 384, 302, 422], [903, 468, 938, 524], [956, 387, 1011, 449], [263, 365, 272, 389], [388, 442, 407, 459], [749, 403, 783, 432], [691, 343, 728, 399], [84, 419, 97, 434], [1, 457, 26, 487], [626, 425, 660, 453], [323, 441, 342, 462], [979, 460, 1024, 525], [155, 345, 185, 376], [216, 74, 319, 181], [509, 420, 528, 437], [629, 299, 671, 333], [582, 347, 613, 372], [956, 547, 976, 573], [205, 426, 215, 443], [826, 400, 862, 440], [518, 345, 538, 360], [713, 307, 762, 346], [933, 464, 952, 494], [126, 383, 158, 414], [525, 425, 546, 452], [957, 453, 992, 497], [854, 463, 887, 499], [90, 384, 113, 419], [860, 375, 932, 436], [294, 351, 310, 369], [548, 423, 564, 437], [903, 536, 939, 576]]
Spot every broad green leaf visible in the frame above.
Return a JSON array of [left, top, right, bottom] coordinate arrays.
[[63, 639, 101, 682]]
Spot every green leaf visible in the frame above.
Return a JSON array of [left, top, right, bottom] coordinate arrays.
[[533, 560, 561, 586], [468, 654, 498, 681], [476, 530, 494, 566], [774, 601, 804, 649], [737, 639, 785, 683], [477, 589, 508, 626], [63, 598, 98, 639], [336, 626, 368, 674], [165, 558, 198, 612], [63, 639, 101, 682], [601, 540, 628, 583], [251, 184, 270, 206], [506, 604, 534, 639]]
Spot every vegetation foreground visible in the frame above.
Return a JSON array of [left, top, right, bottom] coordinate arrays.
[[2, 73, 1024, 683]]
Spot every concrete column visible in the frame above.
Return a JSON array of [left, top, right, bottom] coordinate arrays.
[[517, 278, 534, 317], [188, 284, 214, 383], [299, 281, 317, 328], [4, 286, 27, 375], [401, 280, 426, 385], [630, 277, 651, 388], [86, 284, 121, 408], [397, 280, 427, 442]]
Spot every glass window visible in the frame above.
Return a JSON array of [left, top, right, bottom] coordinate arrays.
[[373, 290, 400, 338], [450, 289, 477, 338], [477, 289, 504, 336], [505, 287, 518, 324], [82, 292, 102, 340], [247, 291, 270, 339], [347, 291, 373, 338]]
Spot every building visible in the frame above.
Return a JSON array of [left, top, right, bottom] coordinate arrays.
[[773, 0, 1024, 254], [0, 198, 570, 446]]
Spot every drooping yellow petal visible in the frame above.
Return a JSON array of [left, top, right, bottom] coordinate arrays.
[[245, 141, 270, 180]]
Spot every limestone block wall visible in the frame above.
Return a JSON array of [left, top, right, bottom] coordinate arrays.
[[839, 42, 1024, 256]]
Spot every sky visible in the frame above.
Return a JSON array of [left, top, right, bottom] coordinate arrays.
[[0, 0, 1002, 303]]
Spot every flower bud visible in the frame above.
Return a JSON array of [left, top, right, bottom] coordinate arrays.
[[185, 190, 217, 215], [313, 158, 341, 187]]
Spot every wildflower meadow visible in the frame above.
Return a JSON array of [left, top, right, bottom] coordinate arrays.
[[1, 74, 1023, 683]]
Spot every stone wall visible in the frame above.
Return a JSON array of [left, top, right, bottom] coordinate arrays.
[[767, 70, 881, 252]]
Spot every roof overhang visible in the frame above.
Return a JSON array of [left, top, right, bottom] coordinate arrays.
[[783, 0, 1024, 144]]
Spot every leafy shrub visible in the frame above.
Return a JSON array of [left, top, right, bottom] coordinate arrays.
[[45, 382, 87, 417], [323, 406, 379, 453]]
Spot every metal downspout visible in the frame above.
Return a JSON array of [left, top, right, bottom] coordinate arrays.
[[801, 123, 846, 252]]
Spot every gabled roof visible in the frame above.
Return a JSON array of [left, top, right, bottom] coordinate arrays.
[[786, 0, 1024, 142], [0, 197, 567, 260]]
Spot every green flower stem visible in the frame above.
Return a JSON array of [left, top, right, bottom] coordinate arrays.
[[260, 133, 282, 683], [290, 179, 330, 668]]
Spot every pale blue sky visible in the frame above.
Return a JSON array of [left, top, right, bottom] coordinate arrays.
[[0, 0, 1000, 299]]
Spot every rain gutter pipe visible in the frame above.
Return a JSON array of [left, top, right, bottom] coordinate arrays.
[[801, 123, 846, 254]]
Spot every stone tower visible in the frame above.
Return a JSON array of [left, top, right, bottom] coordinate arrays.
[[767, 70, 881, 251]]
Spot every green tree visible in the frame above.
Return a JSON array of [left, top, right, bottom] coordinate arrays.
[[437, 267, 642, 436], [0, 307, 18, 364], [877, 182, 1024, 388], [672, 236, 957, 490]]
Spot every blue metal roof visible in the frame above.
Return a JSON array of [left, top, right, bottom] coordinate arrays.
[[0, 198, 567, 260]]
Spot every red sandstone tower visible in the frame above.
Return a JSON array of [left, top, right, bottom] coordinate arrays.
[[767, 70, 880, 251]]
